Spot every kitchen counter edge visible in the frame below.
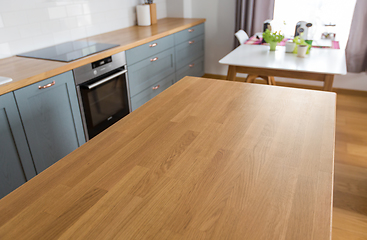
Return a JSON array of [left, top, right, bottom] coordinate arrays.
[[0, 18, 206, 96]]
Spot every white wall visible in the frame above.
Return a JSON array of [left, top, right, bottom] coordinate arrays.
[[170, 0, 236, 75], [0, 0, 167, 59], [170, 0, 367, 91]]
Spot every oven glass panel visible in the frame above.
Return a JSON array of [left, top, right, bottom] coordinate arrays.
[[80, 72, 129, 139]]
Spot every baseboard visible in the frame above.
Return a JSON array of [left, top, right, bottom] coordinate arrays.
[[202, 74, 367, 96]]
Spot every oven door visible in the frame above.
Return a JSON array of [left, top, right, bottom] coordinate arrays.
[[79, 68, 130, 139]]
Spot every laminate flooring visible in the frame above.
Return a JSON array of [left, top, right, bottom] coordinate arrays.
[[333, 92, 367, 240], [202, 74, 367, 239]]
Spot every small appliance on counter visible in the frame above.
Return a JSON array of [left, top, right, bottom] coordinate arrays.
[[294, 21, 313, 39], [262, 19, 273, 43]]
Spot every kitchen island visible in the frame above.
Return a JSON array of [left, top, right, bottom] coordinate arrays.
[[0, 77, 336, 239]]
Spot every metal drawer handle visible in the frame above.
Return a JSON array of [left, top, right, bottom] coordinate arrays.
[[150, 57, 158, 62], [152, 85, 160, 90], [149, 43, 158, 47], [38, 81, 55, 89], [189, 63, 195, 68], [188, 29, 194, 32], [189, 40, 195, 44]]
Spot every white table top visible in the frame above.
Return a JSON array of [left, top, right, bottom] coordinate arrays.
[[219, 45, 347, 75]]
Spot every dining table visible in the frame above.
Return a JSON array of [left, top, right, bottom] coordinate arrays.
[[0, 76, 336, 239], [219, 44, 347, 91]]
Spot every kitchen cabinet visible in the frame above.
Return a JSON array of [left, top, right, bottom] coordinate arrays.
[[174, 23, 205, 83], [126, 23, 205, 110], [14, 71, 85, 173], [0, 92, 36, 199], [131, 73, 175, 111], [126, 37, 176, 111]]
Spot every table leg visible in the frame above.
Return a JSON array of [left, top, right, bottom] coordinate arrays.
[[226, 66, 237, 81], [270, 76, 276, 85], [323, 75, 334, 91], [246, 75, 258, 83]]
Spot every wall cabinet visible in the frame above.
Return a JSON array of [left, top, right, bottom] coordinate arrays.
[[126, 23, 205, 111], [14, 71, 85, 174], [0, 93, 36, 199]]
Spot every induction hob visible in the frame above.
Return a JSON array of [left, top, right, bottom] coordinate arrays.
[[17, 41, 119, 62]]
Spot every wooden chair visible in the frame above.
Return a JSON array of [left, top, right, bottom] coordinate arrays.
[[234, 30, 276, 86]]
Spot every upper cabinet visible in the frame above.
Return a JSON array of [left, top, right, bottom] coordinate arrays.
[[0, 92, 36, 199], [14, 71, 85, 173]]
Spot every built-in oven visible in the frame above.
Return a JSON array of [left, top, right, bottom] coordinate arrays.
[[73, 51, 131, 140]]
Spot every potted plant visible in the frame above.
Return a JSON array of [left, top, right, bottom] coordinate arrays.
[[262, 29, 284, 51], [293, 36, 312, 54]]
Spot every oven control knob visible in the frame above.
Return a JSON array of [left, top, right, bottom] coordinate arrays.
[[93, 70, 97, 75]]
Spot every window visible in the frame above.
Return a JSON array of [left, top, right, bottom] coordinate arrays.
[[272, 0, 356, 49]]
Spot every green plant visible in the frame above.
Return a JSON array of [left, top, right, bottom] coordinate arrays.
[[262, 29, 284, 43], [293, 36, 312, 54]]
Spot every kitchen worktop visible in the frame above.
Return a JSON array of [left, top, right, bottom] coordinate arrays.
[[0, 18, 205, 96], [0, 76, 336, 239]]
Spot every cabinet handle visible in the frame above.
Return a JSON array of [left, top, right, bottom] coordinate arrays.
[[188, 29, 194, 32], [189, 63, 195, 68], [38, 80, 55, 89], [150, 57, 158, 62], [149, 43, 158, 47], [152, 85, 160, 90], [189, 40, 195, 44]]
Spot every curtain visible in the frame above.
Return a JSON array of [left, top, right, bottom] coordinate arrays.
[[235, 0, 275, 47], [345, 0, 367, 73]]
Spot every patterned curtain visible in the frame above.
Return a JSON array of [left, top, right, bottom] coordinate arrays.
[[345, 0, 367, 73], [235, 0, 275, 47]]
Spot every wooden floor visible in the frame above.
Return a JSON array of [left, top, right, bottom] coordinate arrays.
[[202, 75, 367, 239]]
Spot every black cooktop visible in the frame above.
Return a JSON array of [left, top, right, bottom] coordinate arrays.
[[17, 41, 119, 62]]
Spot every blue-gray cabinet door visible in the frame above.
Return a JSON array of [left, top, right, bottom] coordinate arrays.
[[14, 71, 85, 173], [0, 92, 36, 199]]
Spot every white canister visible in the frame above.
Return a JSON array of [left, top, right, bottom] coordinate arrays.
[[297, 45, 308, 58], [136, 4, 151, 26], [285, 41, 296, 53]]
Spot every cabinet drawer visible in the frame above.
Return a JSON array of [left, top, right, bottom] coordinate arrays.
[[176, 56, 205, 83], [174, 23, 205, 45], [126, 35, 174, 65], [128, 48, 175, 97], [175, 34, 204, 70], [131, 73, 174, 111]]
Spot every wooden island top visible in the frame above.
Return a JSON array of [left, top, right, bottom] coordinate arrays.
[[0, 18, 205, 96], [0, 77, 336, 239]]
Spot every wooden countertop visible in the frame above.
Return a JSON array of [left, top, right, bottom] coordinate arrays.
[[0, 77, 336, 239], [0, 18, 205, 96]]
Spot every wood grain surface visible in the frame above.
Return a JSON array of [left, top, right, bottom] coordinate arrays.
[[0, 18, 205, 96], [0, 77, 336, 239]]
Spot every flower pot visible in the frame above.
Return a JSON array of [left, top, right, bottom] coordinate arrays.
[[297, 45, 308, 58], [269, 42, 277, 51]]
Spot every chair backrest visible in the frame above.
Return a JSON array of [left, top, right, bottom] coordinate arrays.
[[235, 30, 249, 44]]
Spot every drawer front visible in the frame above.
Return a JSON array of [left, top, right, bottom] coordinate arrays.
[[174, 23, 205, 45], [126, 35, 174, 65], [176, 56, 205, 83], [131, 73, 174, 111], [128, 48, 175, 97], [175, 34, 204, 70]]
